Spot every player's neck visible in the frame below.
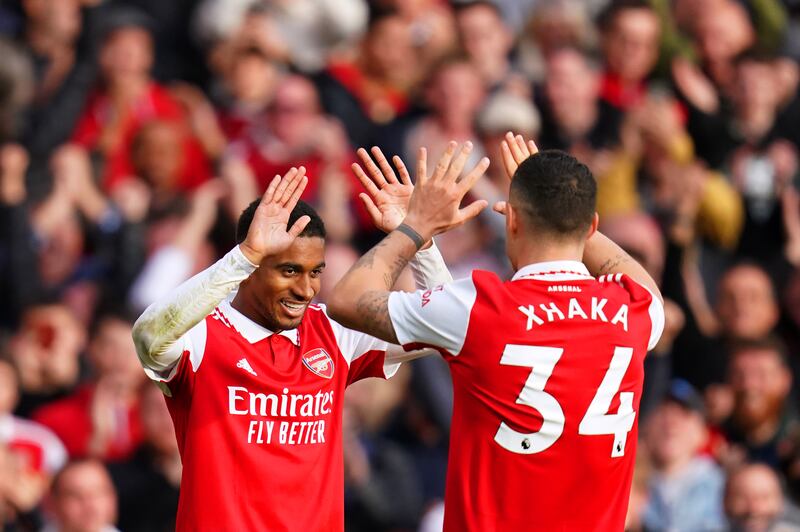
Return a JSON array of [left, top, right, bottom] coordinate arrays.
[[511, 242, 585, 271], [231, 290, 284, 333]]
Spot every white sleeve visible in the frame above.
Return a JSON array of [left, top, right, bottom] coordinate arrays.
[[132, 246, 257, 379], [646, 289, 665, 351], [387, 276, 477, 356], [319, 305, 399, 377], [141, 320, 208, 382], [408, 240, 453, 289]]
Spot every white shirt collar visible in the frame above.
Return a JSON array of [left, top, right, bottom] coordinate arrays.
[[512, 260, 593, 281], [219, 298, 300, 346]]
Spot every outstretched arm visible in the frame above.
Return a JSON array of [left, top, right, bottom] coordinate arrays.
[[329, 142, 489, 343], [132, 168, 310, 375], [352, 146, 453, 288]]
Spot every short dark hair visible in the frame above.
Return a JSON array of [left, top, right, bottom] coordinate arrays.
[[89, 306, 138, 339], [367, 6, 401, 31], [453, 0, 504, 19], [510, 150, 596, 239], [729, 336, 790, 368], [236, 199, 326, 244], [52, 459, 111, 495], [597, 0, 655, 32]]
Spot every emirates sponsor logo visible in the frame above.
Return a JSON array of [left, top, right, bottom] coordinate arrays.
[[302, 348, 334, 379]]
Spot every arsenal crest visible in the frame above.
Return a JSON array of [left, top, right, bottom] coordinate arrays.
[[302, 348, 334, 379]]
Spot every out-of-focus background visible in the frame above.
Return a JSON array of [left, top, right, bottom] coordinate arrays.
[[1, 0, 800, 530]]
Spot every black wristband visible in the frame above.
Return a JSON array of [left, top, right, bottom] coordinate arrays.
[[396, 223, 425, 250]]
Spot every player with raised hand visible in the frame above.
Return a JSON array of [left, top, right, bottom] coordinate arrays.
[[132, 162, 450, 531], [329, 135, 665, 531]]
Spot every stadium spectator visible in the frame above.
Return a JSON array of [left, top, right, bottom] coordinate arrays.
[[723, 338, 798, 468], [401, 56, 486, 171], [7, 304, 85, 417], [641, 380, 726, 531], [265, 0, 369, 73], [229, 74, 370, 242], [44, 459, 119, 532], [318, 9, 420, 148], [517, 0, 596, 83], [0, 360, 66, 530], [233, 76, 351, 195], [215, 46, 279, 143], [0, 360, 67, 475], [597, 0, 661, 111], [108, 382, 179, 532], [672, 263, 778, 390], [537, 47, 623, 154], [378, 0, 457, 70], [33, 312, 145, 461], [717, 265, 781, 342], [670, 0, 753, 116], [0, 143, 148, 326], [725, 463, 800, 531], [70, 13, 210, 192], [16, 0, 91, 162], [454, 1, 519, 93]]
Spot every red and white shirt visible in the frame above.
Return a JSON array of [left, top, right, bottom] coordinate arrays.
[[388, 261, 664, 531], [0, 414, 67, 475], [134, 244, 449, 532]]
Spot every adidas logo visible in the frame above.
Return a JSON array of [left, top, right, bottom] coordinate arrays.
[[236, 358, 257, 377]]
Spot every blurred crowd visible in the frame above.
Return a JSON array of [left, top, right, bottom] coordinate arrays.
[[2, 0, 800, 530]]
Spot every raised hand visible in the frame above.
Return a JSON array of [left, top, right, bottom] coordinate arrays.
[[494, 132, 539, 217], [239, 167, 310, 265], [500, 131, 539, 181], [351, 147, 413, 233], [403, 141, 490, 242]]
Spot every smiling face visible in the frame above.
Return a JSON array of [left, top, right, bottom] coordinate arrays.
[[239, 237, 326, 331]]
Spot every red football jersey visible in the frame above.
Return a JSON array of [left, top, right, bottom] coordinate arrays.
[[143, 299, 395, 532], [388, 261, 664, 531]]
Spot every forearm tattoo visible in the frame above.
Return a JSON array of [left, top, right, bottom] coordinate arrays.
[[343, 232, 416, 341], [355, 291, 398, 343], [597, 252, 634, 276]]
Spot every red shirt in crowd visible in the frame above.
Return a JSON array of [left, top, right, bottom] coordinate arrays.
[[599, 72, 648, 111], [71, 82, 210, 192], [32, 384, 143, 462], [326, 61, 410, 123]]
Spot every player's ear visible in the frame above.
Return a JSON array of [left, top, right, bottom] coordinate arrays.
[[506, 202, 518, 235], [586, 212, 599, 240]]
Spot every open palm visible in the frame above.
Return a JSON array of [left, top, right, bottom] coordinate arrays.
[[352, 147, 414, 233], [240, 167, 310, 264], [501, 132, 539, 180], [494, 132, 539, 217]]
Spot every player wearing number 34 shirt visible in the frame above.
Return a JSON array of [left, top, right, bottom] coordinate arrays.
[[390, 264, 663, 530], [329, 138, 665, 531]]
